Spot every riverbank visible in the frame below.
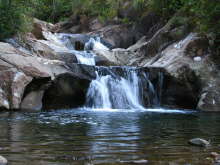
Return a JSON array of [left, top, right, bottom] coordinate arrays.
[[0, 15, 220, 112]]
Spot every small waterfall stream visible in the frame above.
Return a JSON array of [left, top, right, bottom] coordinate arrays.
[[41, 32, 163, 110], [86, 68, 145, 109], [85, 67, 163, 110]]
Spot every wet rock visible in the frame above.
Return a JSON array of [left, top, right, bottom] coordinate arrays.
[[0, 155, 7, 165], [0, 42, 69, 110], [94, 55, 117, 66], [142, 32, 220, 111], [42, 73, 90, 110], [75, 41, 84, 50], [66, 63, 96, 80], [161, 65, 201, 109], [188, 138, 210, 147], [94, 48, 136, 66], [1, 40, 108, 111]]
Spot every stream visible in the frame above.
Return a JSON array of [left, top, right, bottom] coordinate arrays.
[[1, 33, 220, 164], [0, 110, 220, 164]]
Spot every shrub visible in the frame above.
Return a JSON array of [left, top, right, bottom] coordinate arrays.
[[0, 1, 23, 39]]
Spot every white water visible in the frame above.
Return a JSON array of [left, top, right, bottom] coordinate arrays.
[[72, 50, 95, 65], [40, 32, 164, 111], [41, 32, 110, 66], [86, 68, 162, 110], [85, 37, 110, 51]]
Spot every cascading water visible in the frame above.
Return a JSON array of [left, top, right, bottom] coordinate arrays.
[[40, 32, 163, 110], [85, 37, 110, 51], [41, 32, 110, 66], [86, 67, 163, 110]]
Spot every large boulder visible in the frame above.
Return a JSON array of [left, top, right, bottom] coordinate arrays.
[[0, 41, 106, 111], [92, 21, 219, 111], [89, 24, 142, 49], [92, 18, 189, 66], [148, 33, 220, 111], [32, 18, 54, 39], [24, 35, 78, 63], [42, 73, 90, 110]]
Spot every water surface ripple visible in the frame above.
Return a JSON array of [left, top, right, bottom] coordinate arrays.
[[0, 109, 219, 165]]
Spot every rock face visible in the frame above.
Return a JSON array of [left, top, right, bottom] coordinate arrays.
[[0, 15, 219, 112], [92, 21, 219, 111], [32, 18, 55, 39], [21, 90, 45, 111], [89, 24, 141, 48], [0, 37, 166, 111], [42, 73, 90, 110], [147, 33, 220, 111], [0, 41, 93, 110]]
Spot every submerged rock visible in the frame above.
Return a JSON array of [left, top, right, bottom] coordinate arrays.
[[193, 56, 202, 62], [188, 138, 210, 147], [0, 155, 7, 165]]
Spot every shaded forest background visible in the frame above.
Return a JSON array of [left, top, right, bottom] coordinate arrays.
[[0, 0, 219, 50]]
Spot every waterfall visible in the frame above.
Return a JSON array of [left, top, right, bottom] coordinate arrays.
[[41, 32, 109, 66], [86, 67, 162, 110], [40, 32, 164, 110], [85, 37, 110, 51]]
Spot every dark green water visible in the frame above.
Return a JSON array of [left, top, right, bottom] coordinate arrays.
[[0, 109, 219, 165]]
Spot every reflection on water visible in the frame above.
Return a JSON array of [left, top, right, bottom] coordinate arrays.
[[0, 109, 220, 165]]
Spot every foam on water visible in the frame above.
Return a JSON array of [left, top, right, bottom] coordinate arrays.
[[41, 32, 110, 66], [85, 68, 162, 110]]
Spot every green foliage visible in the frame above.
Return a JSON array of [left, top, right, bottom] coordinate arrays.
[[70, 0, 120, 21], [0, 0, 219, 47], [132, 0, 148, 10], [0, 0, 22, 39], [149, 0, 185, 18], [26, 0, 73, 23], [149, 0, 220, 32], [148, 0, 220, 48]]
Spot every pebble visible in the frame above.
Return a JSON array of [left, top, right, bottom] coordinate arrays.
[[0, 155, 7, 165], [193, 56, 202, 62], [133, 160, 148, 164], [188, 138, 210, 147]]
